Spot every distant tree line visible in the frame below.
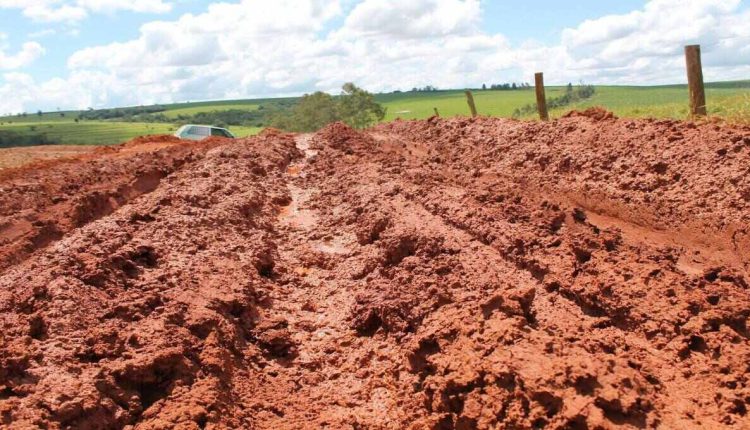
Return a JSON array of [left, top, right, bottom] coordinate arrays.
[[483, 82, 532, 90], [77, 105, 167, 120], [401, 82, 532, 93], [512, 83, 596, 118], [138, 100, 297, 128], [410, 85, 440, 92]]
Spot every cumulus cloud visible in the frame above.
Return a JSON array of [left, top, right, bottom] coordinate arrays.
[[0, 70, 113, 114], [557, 0, 750, 83], [344, 0, 481, 39], [4, 0, 750, 113], [0, 34, 44, 70], [0, 0, 172, 23]]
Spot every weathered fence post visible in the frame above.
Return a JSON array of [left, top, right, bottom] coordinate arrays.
[[534, 73, 549, 121], [434, 107, 440, 117], [685, 45, 707, 117], [465, 90, 478, 117]]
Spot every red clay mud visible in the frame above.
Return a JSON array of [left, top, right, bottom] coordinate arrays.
[[1, 116, 749, 429]]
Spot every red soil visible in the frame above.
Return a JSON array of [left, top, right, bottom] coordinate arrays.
[[1, 116, 749, 429]]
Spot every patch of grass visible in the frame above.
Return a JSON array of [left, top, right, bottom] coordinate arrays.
[[228, 126, 264, 137]]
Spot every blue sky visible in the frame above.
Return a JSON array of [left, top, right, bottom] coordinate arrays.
[[0, 0, 748, 113], [482, 1, 645, 44]]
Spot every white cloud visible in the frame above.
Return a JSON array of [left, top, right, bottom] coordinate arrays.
[[0, 34, 44, 70], [28, 28, 57, 39], [4, 0, 750, 113], [344, 0, 481, 39], [0, 0, 173, 23], [0, 70, 118, 114], [541, 0, 750, 84]]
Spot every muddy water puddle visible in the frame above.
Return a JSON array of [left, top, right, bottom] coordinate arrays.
[[278, 184, 318, 229], [278, 135, 350, 255]]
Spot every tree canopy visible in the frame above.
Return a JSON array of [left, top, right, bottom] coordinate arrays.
[[269, 83, 386, 132]]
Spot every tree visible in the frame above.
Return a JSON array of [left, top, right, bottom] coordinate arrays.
[[337, 82, 386, 129], [269, 91, 338, 132], [37, 110, 43, 117], [269, 83, 386, 132], [482, 83, 487, 90]]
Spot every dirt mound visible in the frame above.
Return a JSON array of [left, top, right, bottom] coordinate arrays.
[[1, 117, 749, 429], [312, 121, 375, 151], [120, 134, 183, 147], [562, 106, 617, 120], [0, 136, 226, 272]]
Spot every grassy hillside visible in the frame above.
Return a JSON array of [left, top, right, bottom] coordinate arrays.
[[1, 81, 748, 147], [163, 104, 260, 119]]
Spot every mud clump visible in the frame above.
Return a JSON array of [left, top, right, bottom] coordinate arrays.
[[562, 106, 617, 121], [312, 121, 376, 151], [1, 117, 750, 429]]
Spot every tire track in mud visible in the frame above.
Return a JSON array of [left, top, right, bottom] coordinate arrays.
[[283, 120, 750, 429], [0, 133, 300, 429], [254, 134, 386, 428], [0, 138, 230, 274]]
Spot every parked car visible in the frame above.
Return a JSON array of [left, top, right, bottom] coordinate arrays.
[[174, 124, 235, 141]]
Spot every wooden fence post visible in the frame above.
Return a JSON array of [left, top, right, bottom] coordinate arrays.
[[685, 45, 707, 117], [534, 73, 549, 121], [465, 90, 477, 117]]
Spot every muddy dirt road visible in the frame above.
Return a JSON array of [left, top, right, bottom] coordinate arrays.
[[1, 112, 750, 429]]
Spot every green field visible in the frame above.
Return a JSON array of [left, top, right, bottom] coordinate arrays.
[[1, 81, 749, 147], [376, 82, 750, 121], [0, 121, 262, 146], [376, 88, 565, 121], [545, 84, 750, 120]]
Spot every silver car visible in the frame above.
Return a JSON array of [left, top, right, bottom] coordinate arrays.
[[174, 124, 235, 140]]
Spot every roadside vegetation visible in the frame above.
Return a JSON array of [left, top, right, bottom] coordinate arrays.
[[512, 83, 596, 118], [268, 83, 386, 131]]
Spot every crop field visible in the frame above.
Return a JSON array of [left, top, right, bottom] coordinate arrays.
[[0, 121, 176, 145]]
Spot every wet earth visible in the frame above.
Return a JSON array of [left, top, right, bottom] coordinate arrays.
[[1, 111, 750, 429]]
